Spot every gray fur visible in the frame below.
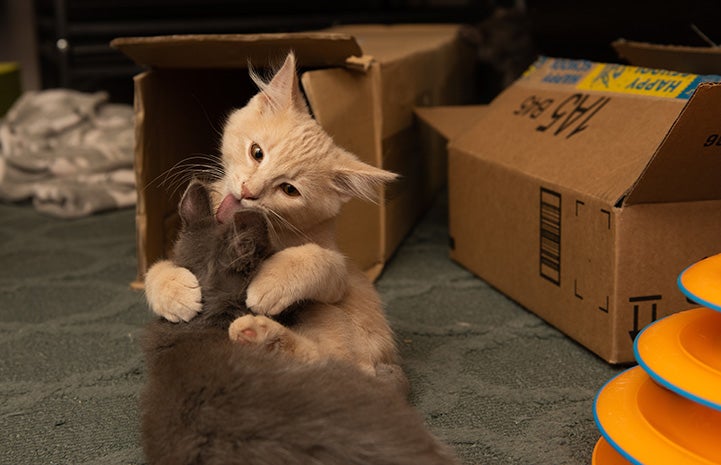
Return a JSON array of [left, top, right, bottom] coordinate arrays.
[[140, 181, 459, 465]]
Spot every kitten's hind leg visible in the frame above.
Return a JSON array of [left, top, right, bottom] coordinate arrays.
[[229, 315, 320, 362]]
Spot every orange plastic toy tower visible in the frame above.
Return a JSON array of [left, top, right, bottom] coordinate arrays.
[[591, 254, 721, 464]]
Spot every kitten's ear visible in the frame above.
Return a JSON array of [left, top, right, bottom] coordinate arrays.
[[251, 51, 308, 113], [179, 181, 213, 226], [332, 156, 399, 203], [232, 209, 267, 236], [231, 209, 270, 255]]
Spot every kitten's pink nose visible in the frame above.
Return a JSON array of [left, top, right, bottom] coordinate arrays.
[[216, 194, 242, 224], [241, 184, 257, 200]]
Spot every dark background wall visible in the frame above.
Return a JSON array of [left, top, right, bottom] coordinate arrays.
[[3, 0, 721, 103], [526, 0, 721, 62]]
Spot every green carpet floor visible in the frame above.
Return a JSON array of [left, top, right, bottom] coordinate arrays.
[[0, 194, 622, 465]]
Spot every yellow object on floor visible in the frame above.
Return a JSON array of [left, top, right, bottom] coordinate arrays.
[[593, 252, 721, 464], [0, 62, 21, 117], [592, 437, 630, 465], [636, 307, 721, 410], [595, 365, 721, 464], [678, 253, 721, 312]]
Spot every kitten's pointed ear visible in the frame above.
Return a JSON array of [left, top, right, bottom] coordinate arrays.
[[179, 181, 213, 226], [332, 156, 399, 203], [231, 209, 271, 257], [252, 51, 308, 113], [232, 209, 267, 236]]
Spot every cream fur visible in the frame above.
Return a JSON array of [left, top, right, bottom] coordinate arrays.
[[144, 260, 201, 323], [145, 52, 402, 384]]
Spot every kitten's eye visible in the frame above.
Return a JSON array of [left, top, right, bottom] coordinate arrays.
[[250, 143, 264, 162], [279, 182, 300, 197]]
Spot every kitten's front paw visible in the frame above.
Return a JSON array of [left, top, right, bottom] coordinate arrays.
[[245, 274, 294, 316], [144, 261, 202, 323], [228, 314, 284, 347]]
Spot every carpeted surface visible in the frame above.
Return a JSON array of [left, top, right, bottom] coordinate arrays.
[[0, 193, 623, 465]]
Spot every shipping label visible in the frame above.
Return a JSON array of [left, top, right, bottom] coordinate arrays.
[[578, 64, 697, 98], [528, 57, 721, 100]]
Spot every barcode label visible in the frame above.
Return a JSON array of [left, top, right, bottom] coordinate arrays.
[[540, 188, 562, 285]]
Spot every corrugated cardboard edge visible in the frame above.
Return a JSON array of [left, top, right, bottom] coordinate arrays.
[[414, 105, 490, 141], [111, 32, 363, 69], [364, 263, 385, 282], [371, 61, 388, 280], [130, 70, 150, 291], [345, 54, 375, 72], [624, 82, 721, 205], [613, 38, 721, 75]]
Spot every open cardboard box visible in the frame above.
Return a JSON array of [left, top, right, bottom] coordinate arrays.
[[613, 38, 721, 75], [419, 57, 721, 363], [112, 24, 475, 287]]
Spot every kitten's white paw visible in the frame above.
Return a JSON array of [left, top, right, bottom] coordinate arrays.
[[228, 314, 282, 345], [245, 274, 294, 316], [144, 260, 202, 323]]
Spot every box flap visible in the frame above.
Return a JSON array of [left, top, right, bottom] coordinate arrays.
[[449, 58, 687, 206], [323, 24, 463, 64], [111, 32, 362, 69], [450, 57, 721, 206], [613, 39, 721, 75], [414, 105, 489, 140], [624, 82, 721, 205]]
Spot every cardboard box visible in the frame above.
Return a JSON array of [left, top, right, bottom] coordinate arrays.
[[112, 24, 475, 286], [420, 57, 721, 363], [613, 39, 721, 75]]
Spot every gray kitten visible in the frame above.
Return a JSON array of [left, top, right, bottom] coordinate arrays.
[[139, 181, 459, 465]]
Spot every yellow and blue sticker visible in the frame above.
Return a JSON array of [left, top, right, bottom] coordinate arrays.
[[527, 56, 721, 99]]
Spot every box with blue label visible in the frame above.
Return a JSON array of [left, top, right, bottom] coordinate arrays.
[[419, 57, 721, 363]]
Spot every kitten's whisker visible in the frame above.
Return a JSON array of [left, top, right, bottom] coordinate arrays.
[[227, 250, 254, 269], [147, 154, 226, 200], [264, 208, 312, 244], [191, 93, 225, 141], [257, 209, 284, 248], [264, 215, 284, 249], [143, 154, 224, 195], [163, 169, 201, 199]]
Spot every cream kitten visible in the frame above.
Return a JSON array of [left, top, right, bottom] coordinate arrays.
[[144, 52, 404, 386]]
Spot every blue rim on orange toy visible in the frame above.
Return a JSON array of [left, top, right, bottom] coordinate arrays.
[[592, 436, 631, 465], [594, 366, 721, 465], [634, 307, 721, 411], [677, 253, 721, 312]]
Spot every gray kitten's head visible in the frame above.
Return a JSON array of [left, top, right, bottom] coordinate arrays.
[[172, 181, 271, 319]]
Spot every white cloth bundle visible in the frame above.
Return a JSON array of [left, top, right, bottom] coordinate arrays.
[[0, 89, 136, 218]]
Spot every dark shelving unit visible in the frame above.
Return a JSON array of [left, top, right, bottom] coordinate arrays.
[[33, 0, 496, 102]]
